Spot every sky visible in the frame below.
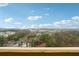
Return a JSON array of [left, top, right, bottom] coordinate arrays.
[[0, 3, 79, 29]]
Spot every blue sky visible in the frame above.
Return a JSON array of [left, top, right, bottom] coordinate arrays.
[[0, 3, 79, 29]]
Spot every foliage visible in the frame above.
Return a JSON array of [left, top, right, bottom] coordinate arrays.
[[0, 35, 5, 47], [1, 29, 79, 47]]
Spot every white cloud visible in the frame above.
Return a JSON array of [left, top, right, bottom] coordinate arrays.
[[53, 16, 79, 28], [30, 25, 36, 28], [4, 17, 14, 23], [27, 16, 42, 21], [5, 27, 15, 29], [13, 22, 22, 25], [19, 26, 27, 29], [0, 3, 8, 7], [3, 16, 79, 29], [29, 24, 52, 28], [22, 26, 26, 28], [72, 16, 79, 22], [54, 20, 71, 26], [38, 24, 52, 28], [72, 16, 79, 20], [4, 17, 22, 26]]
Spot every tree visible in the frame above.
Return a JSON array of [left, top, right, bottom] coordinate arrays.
[[0, 35, 5, 47], [7, 30, 31, 41], [38, 33, 54, 47], [27, 34, 37, 47]]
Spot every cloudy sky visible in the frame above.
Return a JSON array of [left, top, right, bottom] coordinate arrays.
[[0, 3, 79, 29]]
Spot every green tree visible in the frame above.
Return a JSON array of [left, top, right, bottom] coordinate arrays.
[[38, 33, 55, 47], [0, 35, 5, 47], [27, 34, 37, 47]]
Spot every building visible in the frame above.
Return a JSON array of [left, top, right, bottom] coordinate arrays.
[[0, 31, 15, 37]]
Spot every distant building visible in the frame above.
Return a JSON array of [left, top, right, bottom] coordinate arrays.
[[0, 31, 15, 37]]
